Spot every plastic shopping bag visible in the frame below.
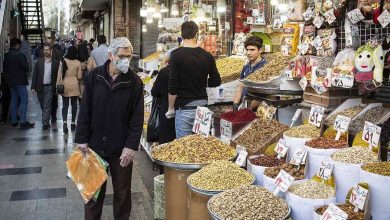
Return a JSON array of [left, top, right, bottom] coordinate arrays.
[[66, 148, 108, 203], [147, 98, 160, 142]]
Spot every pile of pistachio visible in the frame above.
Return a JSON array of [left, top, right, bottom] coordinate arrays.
[[288, 180, 335, 199], [246, 53, 294, 82], [216, 57, 246, 83], [188, 161, 254, 191], [284, 124, 320, 138], [331, 147, 378, 164], [362, 162, 390, 176]]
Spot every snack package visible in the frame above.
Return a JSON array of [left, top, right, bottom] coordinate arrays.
[[332, 48, 356, 76], [316, 28, 337, 57], [291, 55, 312, 78], [288, 0, 305, 21], [281, 23, 300, 55], [301, 25, 316, 55]]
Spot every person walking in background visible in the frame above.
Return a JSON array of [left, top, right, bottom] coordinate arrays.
[[3, 38, 34, 129], [57, 46, 82, 133], [75, 37, 144, 220], [0, 72, 11, 124], [31, 43, 60, 130], [78, 41, 90, 100], [91, 35, 109, 67], [50, 40, 64, 124], [167, 21, 221, 138]]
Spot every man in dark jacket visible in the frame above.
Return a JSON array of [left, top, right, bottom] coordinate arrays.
[[48, 40, 63, 123], [75, 37, 144, 220], [3, 38, 34, 128], [31, 43, 60, 130]]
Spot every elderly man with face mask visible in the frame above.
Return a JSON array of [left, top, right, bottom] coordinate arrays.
[[75, 37, 144, 220]]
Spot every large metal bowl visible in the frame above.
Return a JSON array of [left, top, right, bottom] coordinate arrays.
[[207, 189, 291, 220]]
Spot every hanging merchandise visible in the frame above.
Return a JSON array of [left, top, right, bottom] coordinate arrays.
[[316, 28, 337, 57], [331, 48, 356, 88], [288, 0, 305, 21], [281, 23, 300, 55], [301, 25, 317, 55], [375, 0, 390, 26]]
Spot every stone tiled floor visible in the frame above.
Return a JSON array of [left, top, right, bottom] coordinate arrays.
[[0, 94, 158, 220]]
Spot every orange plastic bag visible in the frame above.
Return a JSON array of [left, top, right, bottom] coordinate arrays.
[[66, 148, 108, 203]]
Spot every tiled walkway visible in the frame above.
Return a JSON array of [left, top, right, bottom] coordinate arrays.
[[0, 93, 158, 220]]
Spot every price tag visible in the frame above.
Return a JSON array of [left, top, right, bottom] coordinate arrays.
[[273, 170, 294, 194], [309, 105, 325, 127], [347, 9, 365, 24], [192, 107, 213, 136], [350, 185, 369, 211], [235, 148, 248, 167], [312, 83, 328, 95], [220, 119, 233, 138], [320, 203, 348, 220], [298, 43, 310, 55], [264, 44, 271, 53], [220, 135, 231, 144], [274, 139, 289, 159], [318, 161, 333, 180], [303, 7, 314, 21], [362, 121, 381, 149], [378, 10, 390, 28], [313, 35, 323, 50], [290, 148, 308, 165], [313, 15, 324, 29], [331, 75, 354, 88], [299, 77, 308, 90], [290, 109, 302, 128], [285, 70, 293, 80], [325, 9, 336, 24], [334, 115, 351, 140]]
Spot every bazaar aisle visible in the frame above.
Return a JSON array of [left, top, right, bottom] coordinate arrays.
[[0, 94, 158, 220]]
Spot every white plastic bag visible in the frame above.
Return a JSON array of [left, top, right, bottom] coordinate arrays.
[[360, 168, 390, 219], [284, 134, 312, 161], [286, 191, 336, 220], [247, 156, 267, 186], [306, 145, 340, 178], [333, 161, 361, 203]]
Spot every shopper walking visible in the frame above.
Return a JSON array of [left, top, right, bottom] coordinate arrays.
[[57, 46, 82, 133], [3, 38, 34, 128], [167, 21, 221, 138], [75, 37, 144, 220], [233, 36, 266, 111], [91, 35, 109, 66], [31, 43, 60, 130], [49, 40, 64, 124]]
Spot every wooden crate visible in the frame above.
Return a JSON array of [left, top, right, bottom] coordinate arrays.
[[303, 87, 361, 108]]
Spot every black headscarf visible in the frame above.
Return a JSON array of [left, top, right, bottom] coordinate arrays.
[[78, 41, 89, 62]]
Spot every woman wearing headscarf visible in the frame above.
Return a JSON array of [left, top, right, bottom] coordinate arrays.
[[57, 46, 82, 133]]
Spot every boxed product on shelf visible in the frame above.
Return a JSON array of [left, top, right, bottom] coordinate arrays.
[[231, 119, 289, 155]]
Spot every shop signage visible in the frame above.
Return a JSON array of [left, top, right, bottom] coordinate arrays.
[[309, 105, 325, 127], [362, 121, 381, 150], [350, 185, 369, 211], [318, 161, 333, 180], [192, 107, 213, 136], [320, 203, 348, 220]]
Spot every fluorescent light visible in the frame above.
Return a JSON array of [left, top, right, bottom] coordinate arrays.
[[140, 5, 148, 17], [161, 3, 169, 13], [142, 24, 147, 32]]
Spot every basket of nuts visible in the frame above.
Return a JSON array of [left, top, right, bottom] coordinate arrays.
[[360, 162, 390, 219], [331, 147, 378, 203], [304, 137, 348, 178], [151, 134, 237, 170], [286, 180, 336, 220], [207, 185, 291, 220], [247, 154, 286, 186], [313, 203, 365, 220]]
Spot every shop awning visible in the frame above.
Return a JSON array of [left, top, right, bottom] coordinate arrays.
[[80, 0, 110, 10]]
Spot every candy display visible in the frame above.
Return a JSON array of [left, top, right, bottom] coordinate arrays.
[[151, 134, 236, 164], [187, 161, 254, 191], [284, 124, 320, 138], [349, 106, 390, 136], [331, 147, 378, 164], [208, 186, 290, 220]]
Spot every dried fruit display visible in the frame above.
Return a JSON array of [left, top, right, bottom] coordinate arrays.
[[151, 134, 236, 164], [288, 180, 335, 199], [315, 204, 364, 220], [324, 105, 366, 126], [305, 137, 348, 149], [188, 161, 254, 191], [264, 163, 305, 180], [246, 53, 294, 82], [362, 162, 390, 176], [249, 155, 286, 167], [209, 186, 289, 220], [331, 147, 378, 164], [216, 57, 246, 83], [234, 120, 288, 153], [284, 124, 320, 138]]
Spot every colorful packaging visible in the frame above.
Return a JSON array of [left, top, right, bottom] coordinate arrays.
[[282, 23, 300, 55]]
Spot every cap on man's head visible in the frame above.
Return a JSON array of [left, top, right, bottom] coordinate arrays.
[[108, 37, 133, 54]]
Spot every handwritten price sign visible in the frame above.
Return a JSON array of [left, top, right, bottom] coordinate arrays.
[[274, 139, 289, 159], [331, 74, 354, 88], [274, 170, 294, 193], [318, 161, 333, 180], [362, 121, 381, 148], [334, 115, 351, 133], [220, 119, 233, 138], [320, 204, 348, 220], [290, 148, 308, 165], [350, 185, 369, 211], [309, 105, 325, 127], [192, 107, 213, 136]]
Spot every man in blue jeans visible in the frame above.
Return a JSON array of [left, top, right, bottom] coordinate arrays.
[[168, 21, 221, 138], [3, 38, 34, 128]]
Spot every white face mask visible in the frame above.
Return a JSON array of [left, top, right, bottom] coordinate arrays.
[[114, 57, 130, 73]]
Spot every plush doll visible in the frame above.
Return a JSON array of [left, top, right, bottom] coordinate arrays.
[[373, 45, 384, 84]]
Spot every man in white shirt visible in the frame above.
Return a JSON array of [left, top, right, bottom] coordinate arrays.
[[91, 35, 109, 66]]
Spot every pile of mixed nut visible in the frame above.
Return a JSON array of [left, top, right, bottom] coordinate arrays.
[[284, 124, 320, 138], [288, 180, 335, 199], [331, 147, 378, 164]]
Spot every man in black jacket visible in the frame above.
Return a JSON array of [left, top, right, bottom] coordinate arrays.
[[75, 37, 144, 220], [3, 38, 34, 128], [31, 43, 60, 130]]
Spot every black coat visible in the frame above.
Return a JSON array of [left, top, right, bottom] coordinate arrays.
[[31, 58, 60, 93], [3, 48, 29, 86], [151, 66, 176, 144], [75, 60, 144, 157]]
